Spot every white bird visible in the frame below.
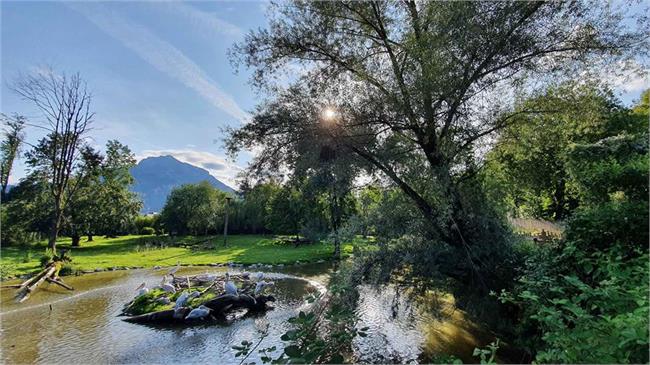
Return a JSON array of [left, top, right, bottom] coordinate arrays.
[[175, 291, 190, 309], [255, 280, 275, 295], [156, 296, 171, 305], [185, 305, 211, 320], [160, 275, 176, 294], [224, 272, 238, 296], [175, 291, 201, 309], [254, 272, 264, 282], [135, 282, 149, 296]]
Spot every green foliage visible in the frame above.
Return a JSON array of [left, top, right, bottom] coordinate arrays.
[[0, 262, 16, 281], [483, 83, 633, 220], [273, 263, 364, 364], [126, 289, 173, 315], [264, 185, 305, 237], [58, 262, 77, 276], [500, 91, 650, 364], [39, 249, 54, 268], [140, 227, 155, 235], [0, 113, 26, 200], [160, 181, 230, 235], [473, 340, 500, 364], [234, 263, 363, 364]]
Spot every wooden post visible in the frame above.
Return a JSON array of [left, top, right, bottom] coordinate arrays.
[[223, 196, 232, 246]]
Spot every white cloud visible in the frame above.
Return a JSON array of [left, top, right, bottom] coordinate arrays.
[[585, 59, 649, 94], [161, 2, 244, 39], [137, 149, 243, 187], [66, 2, 250, 123]]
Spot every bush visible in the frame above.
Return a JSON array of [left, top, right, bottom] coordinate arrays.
[[134, 215, 158, 234], [0, 262, 16, 281], [140, 227, 155, 235], [39, 249, 54, 268], [58, 263, 77, 276], [501, 244, 649, 363]]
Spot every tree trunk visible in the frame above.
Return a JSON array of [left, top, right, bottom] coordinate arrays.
[[71, 234, 81, 247], [552, 178, 566, 220], [87, 235, 93, 242], [48, 212, 61, 254]]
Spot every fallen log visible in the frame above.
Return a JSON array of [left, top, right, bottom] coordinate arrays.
[[123, 307, 192, 324], [46, 277, 74, 290], [16, 263, 58, 303]]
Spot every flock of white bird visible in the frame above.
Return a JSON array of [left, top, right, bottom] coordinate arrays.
[[133, 267, 275, 321]]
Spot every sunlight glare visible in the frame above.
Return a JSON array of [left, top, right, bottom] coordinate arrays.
[[322, 107, 337, 121]]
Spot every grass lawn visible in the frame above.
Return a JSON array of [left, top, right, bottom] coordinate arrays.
[[0, 234, 359, 279]]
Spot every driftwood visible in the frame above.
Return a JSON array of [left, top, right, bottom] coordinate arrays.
[[15, 264, 58, 303], [13, 261, 74, 302], [46, 277, 74, 290], [123, 294, 276, 324]]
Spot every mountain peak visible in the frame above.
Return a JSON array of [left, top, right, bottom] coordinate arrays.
[[131, 155, 236, 213]]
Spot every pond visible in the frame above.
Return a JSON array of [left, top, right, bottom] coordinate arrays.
[[0, 264, 502, 364]]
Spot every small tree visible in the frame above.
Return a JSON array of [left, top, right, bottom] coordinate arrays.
[[0, 113, 26, 201], [265, 185, 305, 240]]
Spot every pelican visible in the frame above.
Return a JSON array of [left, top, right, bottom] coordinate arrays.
[[254, 272, 264, 282], [185, 305, 211, 320], [254, 280, 275, 295], [224, 272, 238, 296], [160, 275, 176, 294], [175, 291, 190, 309], [156, 296, 171, 305], [135, 282, 149, 296], [168, 261, 181, 276]]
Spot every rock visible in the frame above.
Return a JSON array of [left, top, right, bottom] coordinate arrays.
[[95, 268, 104, 272], [209, 263, 219, 267], [317, 259, 325, 263], [153, 265, 162, 270]]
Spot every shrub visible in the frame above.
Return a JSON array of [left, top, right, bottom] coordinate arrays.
[[39, 249, 54, 268], [140, 227, 155, 235], [0, 262, 16, 281], [58, 263, 77, 276]]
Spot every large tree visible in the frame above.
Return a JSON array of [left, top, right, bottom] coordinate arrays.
[[64, 140, 141, 245], [15, 70, 95, 253], [228, 1, 646, 254], [484, 83, 635, 220]]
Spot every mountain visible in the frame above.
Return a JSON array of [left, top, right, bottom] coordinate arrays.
[[130, 155, 236, 213]]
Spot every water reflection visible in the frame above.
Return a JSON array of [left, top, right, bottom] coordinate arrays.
[[353, 285, 498, 364]]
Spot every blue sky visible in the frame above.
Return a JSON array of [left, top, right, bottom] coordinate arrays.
[[1, 1, 648, 187], [2, 1, 271, 187]]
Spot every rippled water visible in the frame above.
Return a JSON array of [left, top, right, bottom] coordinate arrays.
[[0, 264, 498, 364]]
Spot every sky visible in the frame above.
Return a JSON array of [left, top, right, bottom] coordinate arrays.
[[1, 1, 648, 188], [1, 1, 271, 187]]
